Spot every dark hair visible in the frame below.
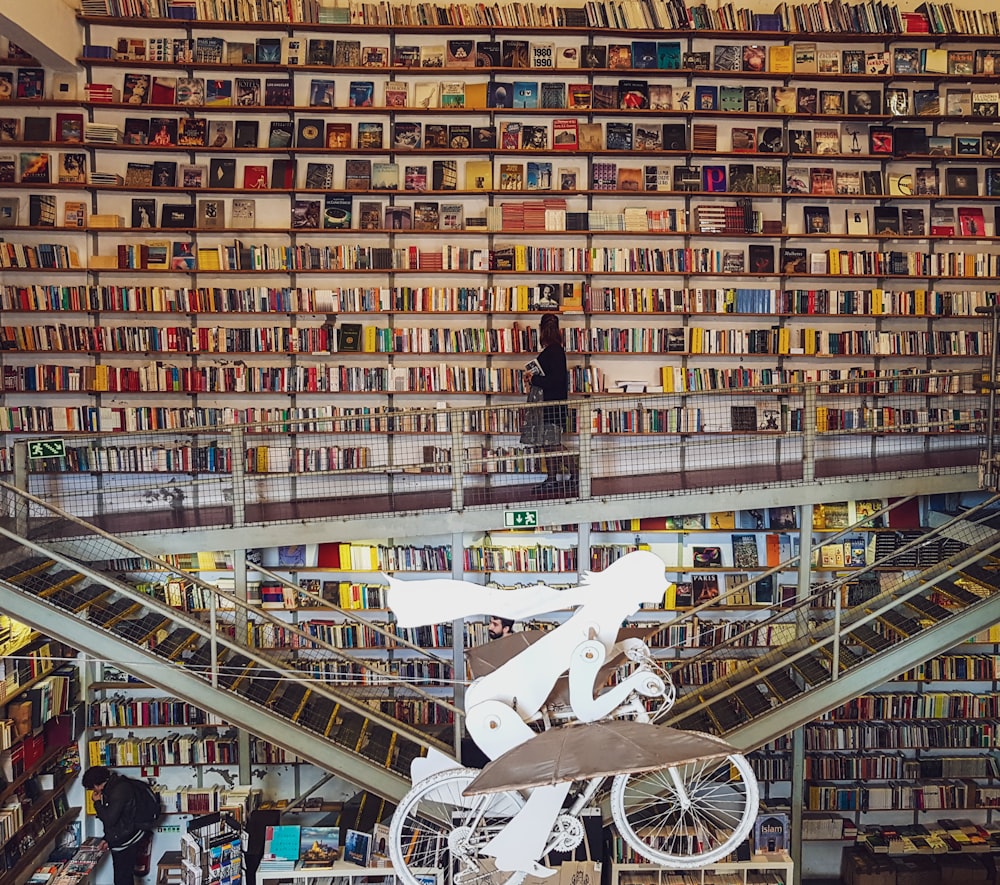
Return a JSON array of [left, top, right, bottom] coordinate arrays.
[[539, 312, 561, 348], [82, 765, 111, 788], [491, 615, 515, 631]]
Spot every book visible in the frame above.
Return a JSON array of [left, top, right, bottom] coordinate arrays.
[[205, 79, 232, 106], [873, 207, 900, 234], [197, 199, 224, 229], [264, 78, 293, 106], [207, 158, 234, 188], [233, 120, 260, 148], [318, 194, 350, 230], [65, 202, 89, 228], [58, 152, 86, 183], [243, 165, 269, 189], [175, 76, 205, 106], [356, 122, 382, 150], [291, 199, 321, 229], [345, 159, 372, 190], [122, 72, 150, 104], [235, 77, 261, 106], [371, 161, 399, 190], [309, 79, 336, 107], [334, 39, 361, 66], [19, 151, 49, 183], [28, 193, 55, 226], [177, 118, 206, 147], [958, 206, 986, 236], [804, 206, 831, 234], [231, 199, 255, 227], [383, 81, 408, 107], [296, 119, 324, 148]]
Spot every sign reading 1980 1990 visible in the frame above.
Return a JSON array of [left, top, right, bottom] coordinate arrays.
[[27, 439, 66, 460]]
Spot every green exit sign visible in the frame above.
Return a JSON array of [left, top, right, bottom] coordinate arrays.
[[504, 509, 538, 528], [27, 439, 66, 460]]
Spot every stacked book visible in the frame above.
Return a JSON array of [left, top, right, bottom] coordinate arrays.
[[88, 172, 124, 185], [587, 210, 625, 231], [83, 83, 119, 103], [501, 201, 524, 230], [484, 206, 503, 231], [259, 825, 300, 872], [84, 122, 121, 144], [623, 208, 649, 232], [417, 249, 443, 271]]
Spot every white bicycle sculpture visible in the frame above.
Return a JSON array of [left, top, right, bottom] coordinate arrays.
[[385, 551, 759, 885]]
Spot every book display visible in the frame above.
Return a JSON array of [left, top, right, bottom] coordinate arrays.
[[0, 620, 82, 882], [0, 1, 990, 482]]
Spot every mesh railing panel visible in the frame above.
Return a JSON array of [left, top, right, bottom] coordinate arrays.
[[0, 483, 458, 752], [10, 371, 985, 531]]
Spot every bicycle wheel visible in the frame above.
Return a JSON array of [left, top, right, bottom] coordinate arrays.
[[389, 767, 527, 885], [610, 751, 758, 868]]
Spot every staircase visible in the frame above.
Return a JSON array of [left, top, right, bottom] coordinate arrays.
[[659, 497, 1000, 751], [0, 485, 458, 804], [4, 481, 1000, 808]]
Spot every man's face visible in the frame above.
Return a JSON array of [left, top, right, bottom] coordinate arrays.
[[488, 617, 507, 639], [91, 780, 107, 801]]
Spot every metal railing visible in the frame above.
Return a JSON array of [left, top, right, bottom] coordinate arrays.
[[6, 370, 985, 534]]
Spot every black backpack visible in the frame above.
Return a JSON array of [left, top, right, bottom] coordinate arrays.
[[131, 778, 164, 829]]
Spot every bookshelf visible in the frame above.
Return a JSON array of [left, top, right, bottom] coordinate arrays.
[[612, 851, 794, 885], [0, 1, 991, 492], [0, 623, 82, 884]]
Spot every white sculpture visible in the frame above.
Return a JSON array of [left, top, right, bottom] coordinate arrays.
[[385, 550, 758, 885]]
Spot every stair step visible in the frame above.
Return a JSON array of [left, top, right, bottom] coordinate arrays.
[[112, 613, 172, 644], [272, 683, 309, 720], [216, 655, 253, 689], [904, 593, 952, 622], [18, 568, 81, 595], [0, 557, 54, 581], [332, 711, 366, 752], [875, 608, 922, 637], [359, 723, 396, 766], [394, 741, 423, 776], [956, 563, 1000, 593], [47, 582, 111, 612], [846, 623, 892, 652], [186, 641, 225, 672], [816, 644, 863, 670], [88, 597, 141, 628], [735, 685, 772, 717], [933, 578, 982, 607], [239, 668, 282, 706], [762, 668, 804, 701], [673, 709, 718, 734], [151, 628, 199, 660], [298, 696, 338, 735], [792, 655, 830, 686], [704, 698, 743, 733]]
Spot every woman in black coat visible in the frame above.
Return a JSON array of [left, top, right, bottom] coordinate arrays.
[[527, 313, 575, 493]]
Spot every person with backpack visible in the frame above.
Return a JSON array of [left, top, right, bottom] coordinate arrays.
[[82, 765, 161, 885]]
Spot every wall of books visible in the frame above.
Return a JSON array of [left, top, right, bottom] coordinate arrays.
[[0, 0, 991, 493]]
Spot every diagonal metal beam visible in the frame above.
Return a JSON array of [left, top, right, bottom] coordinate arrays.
[[0, 582, 414, 802], [724, 590, 1000, 753]]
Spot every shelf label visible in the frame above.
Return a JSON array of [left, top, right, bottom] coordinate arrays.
[[504, 509, 538, 528], [27, 439, 66, 460]]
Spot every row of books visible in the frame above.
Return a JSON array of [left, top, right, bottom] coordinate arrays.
[[88, 697, 227, 728], [2, 283, 990, 319], [3, 362, 971, 405], [78, 0, 999, 36], [75, 121, 1000, 170], [84, 74, 1000, 120], [8, 322, 987, 362], [90, 37, 1000, 79]]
